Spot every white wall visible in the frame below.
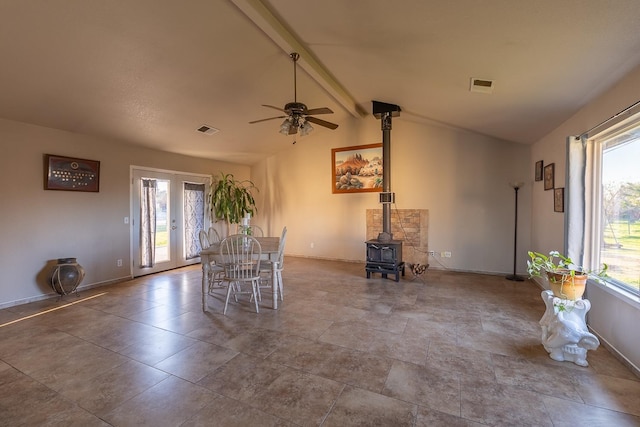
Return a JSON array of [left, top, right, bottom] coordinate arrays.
[[0, 118, 249, 307], [530, 65, 640, 373], [251, 113, 532, 275]]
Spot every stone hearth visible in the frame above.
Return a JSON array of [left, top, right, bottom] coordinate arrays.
[[366, 209, 429, 268]]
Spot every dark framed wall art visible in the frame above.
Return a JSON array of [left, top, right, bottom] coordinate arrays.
[[554, 187, 565, 212], [544, 162, 555, 191], [44, 154, 100, 192], [535, 160, 543, 181], [332, 143, 383, 194]]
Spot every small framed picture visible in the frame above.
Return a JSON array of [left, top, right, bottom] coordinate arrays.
[[554, 188, 564, 212], [544, 163, 554, 191], [535, 160, 543, 181]]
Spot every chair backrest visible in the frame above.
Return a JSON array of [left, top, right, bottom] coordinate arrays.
[[276, 226, 287, 267], [234, 224, 264, 237], [199, 229, 210, 249], [207, 227, 221, 244], [220, 234, 262, 280], [249, 225, 264, 237]]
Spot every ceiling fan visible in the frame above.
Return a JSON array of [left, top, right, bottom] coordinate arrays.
[[249, 52, 338, 137]]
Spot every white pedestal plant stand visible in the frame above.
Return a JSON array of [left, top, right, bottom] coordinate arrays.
[[539, 290, 599, 367]]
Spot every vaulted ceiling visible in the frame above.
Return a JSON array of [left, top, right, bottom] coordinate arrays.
[[2, 0, 640, 165]]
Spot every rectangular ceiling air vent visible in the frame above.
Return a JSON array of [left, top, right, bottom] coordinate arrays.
[[470, 78, 495, 94], [196, 125, 219, 135]]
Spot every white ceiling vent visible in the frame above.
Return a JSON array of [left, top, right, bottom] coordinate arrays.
[[470, 78, 495, 94], [196, 124, 219, 135]]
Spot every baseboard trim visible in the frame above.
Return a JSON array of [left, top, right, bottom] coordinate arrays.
[[589, 326, 640, 379]]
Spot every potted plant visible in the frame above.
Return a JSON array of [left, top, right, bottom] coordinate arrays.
[[527, 250, 608, 308], [208, 173, 258, 235]]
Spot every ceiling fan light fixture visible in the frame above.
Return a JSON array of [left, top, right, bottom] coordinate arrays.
[[300, 120, 313, 136], [279, 118, 292, 135]]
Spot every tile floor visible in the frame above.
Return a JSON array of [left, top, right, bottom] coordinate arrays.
[[1, 257, 639, 426]]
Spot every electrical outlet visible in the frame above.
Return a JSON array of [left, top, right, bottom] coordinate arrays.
[[428, 251, 435, 256], [444, 251, 452, 258], [117, 259, 123, 267]]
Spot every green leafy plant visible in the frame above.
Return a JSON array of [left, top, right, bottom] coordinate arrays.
[[527, 251, 608, 280], [208, 173, 258, 227], [527, 250, 608, 310]]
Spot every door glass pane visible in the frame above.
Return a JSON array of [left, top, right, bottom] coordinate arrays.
[[155, 179, 170, 263], [601, 134, 640, 293]]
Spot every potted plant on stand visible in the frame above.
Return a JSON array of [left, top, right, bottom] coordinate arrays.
[[528, 250, 608, 366], [527, 250, 608, 311], [209, 173, 258, 236]]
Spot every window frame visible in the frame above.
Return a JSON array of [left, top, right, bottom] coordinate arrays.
[[584, 112, 640, 302]]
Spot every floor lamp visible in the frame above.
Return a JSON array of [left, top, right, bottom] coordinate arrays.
[[506, 181, 525, 281]]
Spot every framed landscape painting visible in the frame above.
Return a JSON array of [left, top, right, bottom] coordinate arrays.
[[332, 143, 383, 194]]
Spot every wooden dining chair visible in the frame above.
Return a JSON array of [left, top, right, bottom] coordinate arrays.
[[199, 229, 224, 292], [219, 234, 263, 314], [258, 226, 287, 302]]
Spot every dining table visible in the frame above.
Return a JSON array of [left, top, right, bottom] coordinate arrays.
[[200, 236, 281, 312]]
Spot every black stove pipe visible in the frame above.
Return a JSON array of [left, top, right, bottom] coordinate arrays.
[[381, 112, 392, 236], [372, 101, 401, 240]]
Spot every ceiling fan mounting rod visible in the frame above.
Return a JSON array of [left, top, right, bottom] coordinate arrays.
[[291, 52, 299, 102]]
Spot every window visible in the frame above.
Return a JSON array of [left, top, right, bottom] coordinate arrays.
[[587, 113, 640, 296]]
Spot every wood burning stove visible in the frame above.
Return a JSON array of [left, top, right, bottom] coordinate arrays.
[[365, 239, 405, 282], [365, 101, 404, 282]]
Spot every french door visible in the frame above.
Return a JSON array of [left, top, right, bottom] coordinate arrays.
[[131, 168, 209, 276]]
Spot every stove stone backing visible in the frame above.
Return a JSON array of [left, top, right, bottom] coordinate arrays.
[[366, 209, 429, 267]]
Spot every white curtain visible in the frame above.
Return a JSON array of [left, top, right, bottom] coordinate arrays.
[[140, 178, 157, 268], [184, 182, 205, 260], [566, 135, 587, 266]]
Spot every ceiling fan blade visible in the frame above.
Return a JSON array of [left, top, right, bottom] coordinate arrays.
[[249, 115, 287, 124], [305, 107, 334, 115], [262, 104, 286, 113], [306, 116, 339, 130]]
